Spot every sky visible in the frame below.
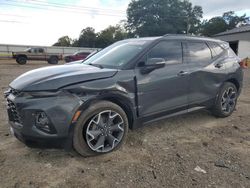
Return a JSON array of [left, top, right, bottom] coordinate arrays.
[[0, 0, 250, 46]]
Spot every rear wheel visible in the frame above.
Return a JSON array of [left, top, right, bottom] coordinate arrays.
[[73, 101, 128, 157], [211, 82, 238, 117], [48, 56, 58, 64], [16, 56, 27, 65]]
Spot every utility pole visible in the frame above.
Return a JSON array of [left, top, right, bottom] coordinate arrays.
[[186, 17, 191, 34]]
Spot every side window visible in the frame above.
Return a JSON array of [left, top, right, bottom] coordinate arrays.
[[186, 42, 212, 64], [208, 42, 224, 57], [148, 41, 182, 64], [38, 48, 44, 53]]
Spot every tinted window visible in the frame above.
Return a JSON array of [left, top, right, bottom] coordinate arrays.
[[208, 42, 224, 57], [83, 40, 152, 68], [148, 41, 182, 64], [79, 52, 90, 56], [186, 42, 212, 64], [38, 48, 44, 53]]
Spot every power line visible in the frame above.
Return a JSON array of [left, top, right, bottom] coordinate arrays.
[[0, 13, 28, 18], [3, 0, 126, 17], [0, 19, 26, 23], [29, 0, 125, 13]]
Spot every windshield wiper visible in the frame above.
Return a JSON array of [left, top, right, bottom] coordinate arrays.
[[88, 63, 103, 69]]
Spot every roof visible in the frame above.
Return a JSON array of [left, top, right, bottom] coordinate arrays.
[[162, 34, 222, 42], [124, 34, 222, 43], [214, 25, 250, 36]]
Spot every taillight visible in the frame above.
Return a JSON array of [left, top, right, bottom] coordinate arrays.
[[239, 60, 248, 69]]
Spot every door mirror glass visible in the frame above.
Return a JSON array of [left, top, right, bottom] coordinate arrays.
[[147, 58, 165, 65], [140, 58, 165, 74]]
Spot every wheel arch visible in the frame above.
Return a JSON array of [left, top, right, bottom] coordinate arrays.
[[49, 55, 58, 59], [16, 54, 27, 59], [101, 96, 135, 129], [74, 94, 136, 130], [225, 78, 240, 91]]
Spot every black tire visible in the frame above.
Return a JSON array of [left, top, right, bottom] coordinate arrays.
[[16, 56, 27, 65], [211, 82, 238, 118], [73, 101, 129, 157], [48, 56, 58, 64]]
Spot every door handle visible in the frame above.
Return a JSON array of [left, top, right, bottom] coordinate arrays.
[[215, 63, 223, 68], [178, 71, 189, 76]]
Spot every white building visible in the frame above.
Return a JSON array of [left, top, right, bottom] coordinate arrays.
[[213, 25, 250, 59]]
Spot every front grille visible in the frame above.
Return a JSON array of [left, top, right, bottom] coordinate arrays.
[[7, 99, 22, 124]]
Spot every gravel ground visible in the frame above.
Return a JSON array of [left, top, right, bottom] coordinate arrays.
[[0, 60, 250, 188]]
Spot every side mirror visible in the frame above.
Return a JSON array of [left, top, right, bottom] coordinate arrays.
[[140, 58, 165, 74]]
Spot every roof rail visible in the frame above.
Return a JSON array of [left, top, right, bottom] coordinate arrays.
[[163, 34, 194, 37]]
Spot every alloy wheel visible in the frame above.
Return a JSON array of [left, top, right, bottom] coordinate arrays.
[[221, 87, 237, 113], [85, 110, 124, 153]]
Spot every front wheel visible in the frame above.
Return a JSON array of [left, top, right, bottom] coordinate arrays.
[[73, 101, 128, 157], [211, 82, 238, 118]]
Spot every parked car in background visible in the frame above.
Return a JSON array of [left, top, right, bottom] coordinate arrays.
[[64, 51, 91, 63], [12, 48, 62, 65], [5, 35, 243, 157]]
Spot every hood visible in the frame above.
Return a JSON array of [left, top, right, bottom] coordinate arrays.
[[10, 64, 117, 91], [65, 60, 83, 65]]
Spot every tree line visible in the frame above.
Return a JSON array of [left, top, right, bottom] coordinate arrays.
[[53, 0, 249, 48]]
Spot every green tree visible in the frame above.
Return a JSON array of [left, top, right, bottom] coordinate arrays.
[[78, 27, 96, 47], [223, 11, 249, 29], [126, 0, 203, 37], [53, 36, 72, 46], [96, 25, 127, 48], [201, 11, 249, 36], [200, 17, 228, 36]]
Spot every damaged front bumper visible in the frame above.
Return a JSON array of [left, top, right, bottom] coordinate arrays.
[[5, 88, 82, 148]]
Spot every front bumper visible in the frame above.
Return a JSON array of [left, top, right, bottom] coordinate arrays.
[[6, 90, 82, 148]]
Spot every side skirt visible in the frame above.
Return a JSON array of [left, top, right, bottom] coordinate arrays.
[[132, 106, 206, 129]]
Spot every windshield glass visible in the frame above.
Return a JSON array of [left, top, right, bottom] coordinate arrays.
[[83, 39, 152, 68], [25, 48, 31, 52]]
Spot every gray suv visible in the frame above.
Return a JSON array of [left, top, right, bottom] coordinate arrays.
[[5, 35, 243, 156]]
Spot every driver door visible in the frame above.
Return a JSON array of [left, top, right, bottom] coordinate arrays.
[[135, 40, 189, 117]]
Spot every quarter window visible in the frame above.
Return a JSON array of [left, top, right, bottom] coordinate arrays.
[[38, 48, 44, 53], [208, 42, 224, 57], [186, 42, 212, 64], [148, 41, 183, 64]]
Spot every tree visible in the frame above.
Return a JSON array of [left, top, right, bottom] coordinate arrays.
[[223, 11, 249, 29], [78, 27, 96, 47], [201, 11, 249, 36], [126, 0, 203, 37], [96, 25, 127, 48], [53, 36, 72, 46], [200, 17, 228, 36]]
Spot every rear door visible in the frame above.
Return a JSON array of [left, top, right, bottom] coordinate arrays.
[[37, 48, 46, 60], [136, 40, 190, 117], [183, 41, 226, 107]]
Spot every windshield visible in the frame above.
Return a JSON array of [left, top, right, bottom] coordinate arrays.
[[25, 48, 31, 52], [83, 39, 152, 69]]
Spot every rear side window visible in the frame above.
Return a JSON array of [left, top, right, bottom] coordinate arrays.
[[79, 52, 90, 56], [148, 41, 182, 64], [185, 42, 212, 64], [208, 42, 224, 57], [38, 48, 44, 53]]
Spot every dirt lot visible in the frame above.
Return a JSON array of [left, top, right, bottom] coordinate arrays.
[[0, 60, 249, 188]]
